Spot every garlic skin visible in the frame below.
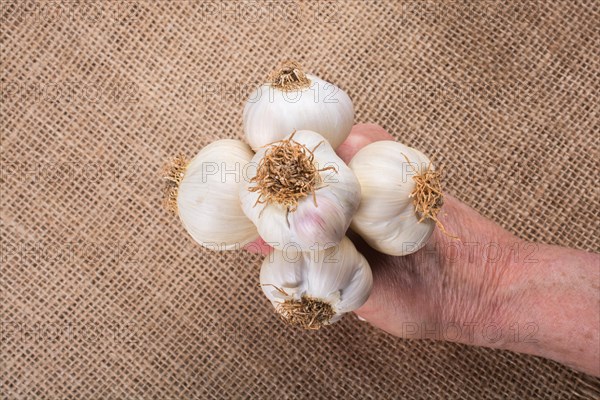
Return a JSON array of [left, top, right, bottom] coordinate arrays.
[[240, 130, 360, 251], [243, 70, 354, 150], [177, 140, 259, 250], [260, 236, 372, 328], [349, 141, 436, 256]]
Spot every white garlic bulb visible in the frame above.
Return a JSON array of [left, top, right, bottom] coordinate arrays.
[[260, 236, 372, 329], [176, 140, 259, 250], [240, 130, 360, 251], [243, 60, 354, 150], [350, 140, 442, 256]]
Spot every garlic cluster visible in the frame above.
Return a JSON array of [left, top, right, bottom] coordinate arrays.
[[349, 140, 441, 256], [165, 60, 450, 331], [243, 60, 354, 150], [240, 130, 360, 251], [260, 237, 372, 329], [170, 139, 259, 250]]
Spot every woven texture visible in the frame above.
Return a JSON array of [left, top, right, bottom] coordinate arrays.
[[1, 0, 599, 398]]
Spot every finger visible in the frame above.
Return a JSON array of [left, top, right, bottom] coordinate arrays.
[[243, 236, 273, 255], [336, 123, 394, 164]]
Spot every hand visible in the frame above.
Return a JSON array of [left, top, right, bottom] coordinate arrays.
[[246, 124, 600, 377], [336, 124, 521, 342]]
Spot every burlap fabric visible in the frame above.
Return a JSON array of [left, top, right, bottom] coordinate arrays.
[[1, 0, 599, 398]]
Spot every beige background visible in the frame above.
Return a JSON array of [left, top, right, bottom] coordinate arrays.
[[1, 0, 599, 398]]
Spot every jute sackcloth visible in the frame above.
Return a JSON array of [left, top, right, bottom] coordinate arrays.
[[1, 0, 599, 398]]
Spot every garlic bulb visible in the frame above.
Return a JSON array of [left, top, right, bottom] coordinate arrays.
[[260, 236, 372, 329], [174, 140, 259, 250], [350, 140, 443, 256], [240, 130, 360, 251], [243, 60, 354, 150]]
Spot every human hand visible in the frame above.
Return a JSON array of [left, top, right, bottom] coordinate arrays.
[[247, 124, 600, 376], [336, 124, 520, 341]]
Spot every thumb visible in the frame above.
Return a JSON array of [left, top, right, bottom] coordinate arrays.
[[336, 123, 394, 164]]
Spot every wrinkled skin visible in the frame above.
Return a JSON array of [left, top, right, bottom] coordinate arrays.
[[247, 124, 600, 377]]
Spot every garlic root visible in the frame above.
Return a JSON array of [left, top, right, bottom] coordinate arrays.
[[267, 60, 311, 92], [162, 154, 189, 214], [241, 130, 360, 251], [276, 296, 336, 330], [249, 131, 336, 211]]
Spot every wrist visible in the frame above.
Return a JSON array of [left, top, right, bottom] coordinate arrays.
[[436, 234, 600, 376], [500, 244, 600, 375], [427, 232, 531, 349]]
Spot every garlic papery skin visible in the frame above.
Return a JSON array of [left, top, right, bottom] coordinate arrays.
[[243, 60, 354, 150], [260, 236, 372, 329], [349, 140, 441, 256], [176, 139, 259, 250], [240, 130, 360, 251]]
